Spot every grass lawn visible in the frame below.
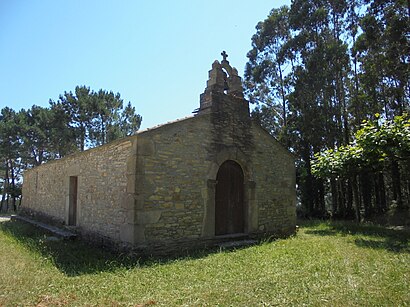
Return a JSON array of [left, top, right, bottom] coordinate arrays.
[[0, 219, 409, 306]]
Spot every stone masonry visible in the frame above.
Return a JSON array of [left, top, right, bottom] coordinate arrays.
[[22, 52, 296, 253]]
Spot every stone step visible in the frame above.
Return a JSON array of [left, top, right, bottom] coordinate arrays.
[[11, 215, 77, 240], [0, 216, 11, 222], [216, 239, 258, 250]]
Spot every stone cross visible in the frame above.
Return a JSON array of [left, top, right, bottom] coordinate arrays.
[[221, 51, 228, 62]]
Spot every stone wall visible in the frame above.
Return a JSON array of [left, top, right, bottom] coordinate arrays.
[[133, 116, 213, 243], [22, 137, 135, 242], [251, 125, 296, 235]]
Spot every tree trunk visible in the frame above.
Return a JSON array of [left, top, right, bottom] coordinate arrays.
[[374, 173, 381, 214], [316, 178, 326, 217], [391, 159, 403, 208], [278, 65, 287, 128], [301, 145, 314, 217], [3, 161, 10, 212], [377, 172, 387, 213], [351, 175, 361, 222], [360, 170, 373, 219], [80, 124, 86, 151], [302, 173, 314, 217], [337, 179, 346, 218], [10, 159, 16, 211], [330, 178, 338, 217], [407, 168, 410, 208], [346, 178, 354, 219], [0, 177, 6, 212]]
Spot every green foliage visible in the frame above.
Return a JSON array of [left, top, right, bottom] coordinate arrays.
[[0, 108, 23, 210], [51, 85, 142, 151], [0, 86, 142, 211], [0, 107, 20, 162], [18, 106, 55, 165], [353, 0, 409, 120], [312, 113, 410, 178], [246, 0, 409, 217], [0, 219, 409, 305], [245, 5, 291, 139]]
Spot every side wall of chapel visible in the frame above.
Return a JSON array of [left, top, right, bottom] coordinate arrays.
[[22, 137, 136, 243]]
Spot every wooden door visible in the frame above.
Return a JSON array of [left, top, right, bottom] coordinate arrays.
[[68, 176, 78, 226], [215, 160, 244, 235]]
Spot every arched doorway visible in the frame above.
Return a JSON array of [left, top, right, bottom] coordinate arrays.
[[215, 160, 244, 235]]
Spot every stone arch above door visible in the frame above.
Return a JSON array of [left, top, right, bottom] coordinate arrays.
[[206, 147, 253, 182]]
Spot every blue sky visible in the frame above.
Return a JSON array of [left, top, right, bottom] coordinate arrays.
[[0, 1, 289, 129]]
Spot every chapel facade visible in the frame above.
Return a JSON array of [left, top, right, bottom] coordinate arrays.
[[22, 53, 296, 253]]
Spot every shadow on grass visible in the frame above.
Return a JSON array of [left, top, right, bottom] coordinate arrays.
[[303, 220, 410, 253], [0, 219, 248, 277]]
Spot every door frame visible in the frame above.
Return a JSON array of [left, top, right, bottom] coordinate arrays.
[[202, 149, 257, 238]]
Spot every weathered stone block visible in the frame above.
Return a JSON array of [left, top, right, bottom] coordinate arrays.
[[138, 137, 155, 156], [136, 210, 162, 225], [126, 155, 137, 174], [175, 203, 184, 210], [120, 224, 134, 244]]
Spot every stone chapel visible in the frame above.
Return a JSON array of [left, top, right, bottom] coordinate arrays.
[[22, 53, 296, 253]]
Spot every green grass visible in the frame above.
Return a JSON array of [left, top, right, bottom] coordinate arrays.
[[0, 220, 409, 306]]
